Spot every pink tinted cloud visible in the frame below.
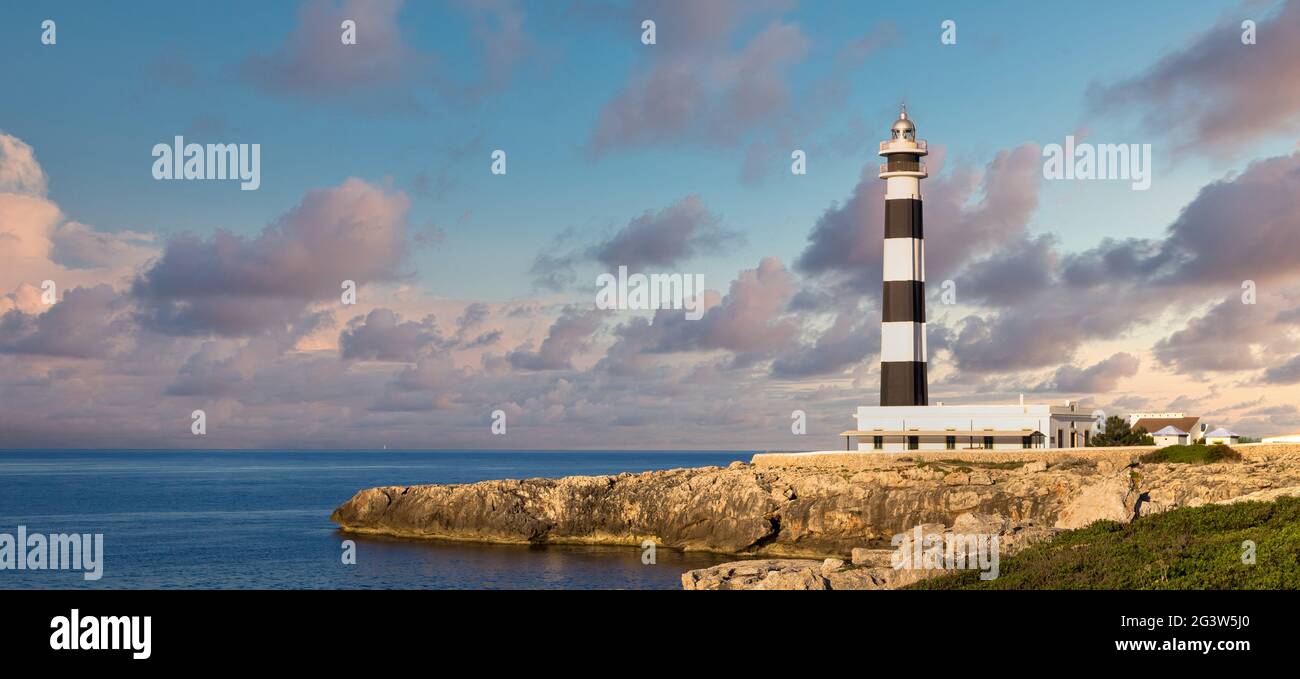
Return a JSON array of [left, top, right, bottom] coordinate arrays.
[[131, 178, 412, 337], [1089, 0, 1300, 153]]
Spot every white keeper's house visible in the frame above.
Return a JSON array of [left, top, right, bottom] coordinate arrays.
[[837, 108, 1096, 453], [842, 399, 1097, 452]]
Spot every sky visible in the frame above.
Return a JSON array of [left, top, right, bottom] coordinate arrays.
[[2, 0, 1300, 450]]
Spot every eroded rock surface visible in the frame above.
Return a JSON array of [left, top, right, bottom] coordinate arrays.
[[331, 446, 1300, 561]]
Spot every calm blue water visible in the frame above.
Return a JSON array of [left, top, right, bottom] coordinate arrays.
[[0, 450, 752, 589]]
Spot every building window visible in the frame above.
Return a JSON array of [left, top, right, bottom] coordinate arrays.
[[945, 436, 955, 450], [907, 436, 919, 450], [873, 436, 883, 450], [1084, 431, 1090, 446], [983, 436, 993, 450], [1022, 436, 1032, 449]]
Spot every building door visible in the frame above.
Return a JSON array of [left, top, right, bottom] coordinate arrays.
[[907, 436, 919, 450], [1057, 430, 1064, 448]]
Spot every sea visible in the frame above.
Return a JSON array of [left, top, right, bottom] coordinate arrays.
[[0, 450, 754, 590]]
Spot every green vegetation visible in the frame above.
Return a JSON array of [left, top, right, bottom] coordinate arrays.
[[937, 459, 1027, 470], [1140, 443, 1242, 464], [915, 459, 1026, 473], [910, 496, 1300, 589], [1089, 415, 1155, 446]]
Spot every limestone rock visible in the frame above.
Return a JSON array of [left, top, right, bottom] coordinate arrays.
[[851, 547, 892, 567], [953, 512, 1006, 535], [331, 444, 1300, 563], [682, 560, 829, 590], [1055, 473, 1137, 529]]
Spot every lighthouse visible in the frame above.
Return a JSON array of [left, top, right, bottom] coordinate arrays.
[[877, 106, 928, 406], [835, 109, 1098, 452]]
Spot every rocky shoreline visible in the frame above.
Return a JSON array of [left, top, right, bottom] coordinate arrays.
[[330, 444, 1300, 589]]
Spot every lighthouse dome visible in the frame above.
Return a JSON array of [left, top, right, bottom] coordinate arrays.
[[890, 109, 915, 140]]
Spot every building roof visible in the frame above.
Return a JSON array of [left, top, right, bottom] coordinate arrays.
[[1132, 416, 1200, 436], [1153, 426, 1188, 436], [1206, 428, 1238, 437]]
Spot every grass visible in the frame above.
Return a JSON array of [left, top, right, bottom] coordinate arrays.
[[915, 459, 1026, 473], [937, 459, 1028, 470], [1140, 443, 1242, 464], [909, 496, 1300, 589]]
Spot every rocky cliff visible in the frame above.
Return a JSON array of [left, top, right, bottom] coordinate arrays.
[[331, 445, 1300, 563]]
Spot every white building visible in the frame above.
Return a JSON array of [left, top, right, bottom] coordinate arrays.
[[1151, 426, 1189, 446], [1128, 412, 1209, 441], [1204, 428, 1240, 445], [1263, 433, 1300, 443], [1127, 411, 1186, 427], [843, 400, 1097, 452]]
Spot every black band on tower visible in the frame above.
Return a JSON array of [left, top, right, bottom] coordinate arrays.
[[884, 199, 923, 239], [881, 362, 929, 406], [882, 280, 925, 323]]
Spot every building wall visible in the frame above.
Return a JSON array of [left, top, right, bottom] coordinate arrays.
[[858, 435, 1041, 452], [854, 404, 1096, 451]]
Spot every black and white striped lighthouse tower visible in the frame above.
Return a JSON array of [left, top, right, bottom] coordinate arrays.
[[878, 106, 928, 406]]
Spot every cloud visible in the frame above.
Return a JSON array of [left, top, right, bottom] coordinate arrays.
[[1244, 404, 1298, 417], [1036, 352, 1140, 393], [592, 195, 741, 271], [372, 355, 466, 411], [1158, 152, 1300, 287], [507, 306, 603, 371], [0, 285, 128, 358], [796, 144, 1042, 292], [1088, 0, 1300, 153], [241, 0, 531, 110], [947, 149, 1300, 379], [340, 308, 444, 362], [589, 1, 807, 153], [948, 309, 1084, 374], [531, 195, 738, 290], [957, 234, 1058, 308], [598, 257, 795, 373], [50, 222, 156, 270], [0, 132, 48, 196], [440, 0, 534, 102], [1152, 296, 1286, 373], [1066, 152, 1300, 293], [240, 0, 428, 106], [770, 308, 878, 379], [131, 178, 411, 337], [166, 339, 279, 397], [1263, 354, 1300, 384]]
